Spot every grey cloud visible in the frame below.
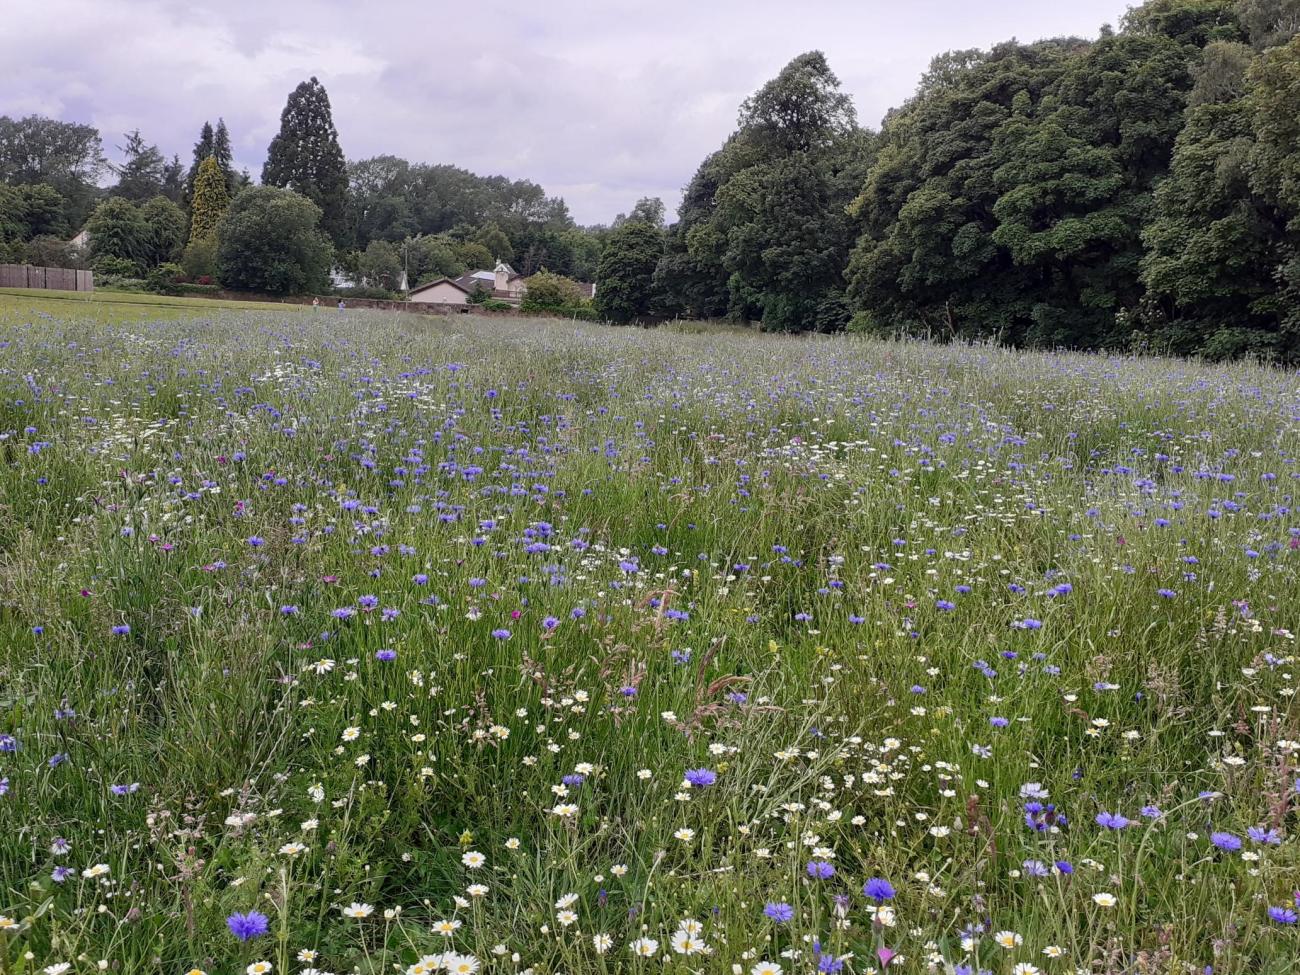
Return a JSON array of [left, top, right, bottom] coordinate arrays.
[[1, 0, 1131, 224]]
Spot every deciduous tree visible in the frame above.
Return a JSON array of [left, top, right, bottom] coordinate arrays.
[[216, 186, 333, 294], [595, 220, 663, 322]]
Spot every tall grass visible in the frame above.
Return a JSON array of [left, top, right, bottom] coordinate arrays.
[[0, 296, 1297, 974]]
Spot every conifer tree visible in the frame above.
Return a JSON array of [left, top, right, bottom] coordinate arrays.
[[185, 121, 215, 205], [189, 156, 229, 241], [262, 77, 349, 246], [212, 118, 236, 196]]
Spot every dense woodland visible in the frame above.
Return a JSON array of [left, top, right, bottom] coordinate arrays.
[[1, 0, 1298, 359]]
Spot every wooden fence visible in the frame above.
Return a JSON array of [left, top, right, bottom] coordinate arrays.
[[0, 264, 93, 292]]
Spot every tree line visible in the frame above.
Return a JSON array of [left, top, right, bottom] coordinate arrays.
[[607, 0, 1298, 360], [2, 0, 1298, 359], [0, 78, 611, 298]]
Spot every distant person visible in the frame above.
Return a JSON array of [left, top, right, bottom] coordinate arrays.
[[312, 297, 320, 311], [337, 299, 345, 311]]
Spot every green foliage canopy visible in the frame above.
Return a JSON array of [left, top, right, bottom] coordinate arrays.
[[216, 186, 334, 294]]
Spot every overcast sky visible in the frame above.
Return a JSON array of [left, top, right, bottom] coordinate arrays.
[[2, 0, 1135, 225]]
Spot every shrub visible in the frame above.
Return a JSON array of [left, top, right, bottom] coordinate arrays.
[[182, 237, 219, 283], [520, 270, 588, 312], [92, 254, 139, 278], [97, 276, 148, 293], [553, 305, 602, 321], [145, 262, 184, 295], [174, 282, 221, 297], [333, 285, 396, 300], [23, 235, 78, 268]]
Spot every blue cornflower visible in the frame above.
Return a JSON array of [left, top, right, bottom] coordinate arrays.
[[863, 877, 895, 901], [763, 902, 794, 923], [374, 649, 397, 661], [684, 768, 717, 788], [1248, 826, 1282, 845], [1211, 831, 1242, 851], [1268, 906, 1298, 924], [1095, 811, 1129, 830], [806, 860, 835, 879], [491, 628, 511, 640], [226, 911, 270, 941]]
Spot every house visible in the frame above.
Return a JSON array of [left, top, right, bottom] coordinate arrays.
[[452, 261, 527, 303], [407, 277, 473, 305], [409, 261, 527, 305], [407, 261, 597, 307]]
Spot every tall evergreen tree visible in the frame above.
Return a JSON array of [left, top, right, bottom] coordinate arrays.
[[161, 154, 185, 204], [86, 197, 150, 268], [139, 195, 187, 266], [189, 156, 229, 241], [110, 130, 166, 202], [262, 77, 350, 247], [212, 118, 236, 196], [185, 122, 215, 204]]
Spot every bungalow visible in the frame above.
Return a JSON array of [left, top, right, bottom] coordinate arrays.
[[407, 276, 473, 305], [407, 261, 597, 306], [408, 261, 526, 305]]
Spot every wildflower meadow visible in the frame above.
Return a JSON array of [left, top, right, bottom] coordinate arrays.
[[1, 296, 1298, 975]]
